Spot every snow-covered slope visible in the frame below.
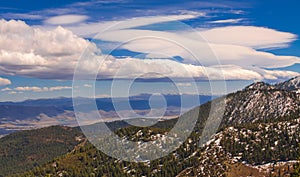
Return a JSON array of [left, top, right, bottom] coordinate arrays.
[[276, 76, 300, 92], [222, 81, 300, 125]]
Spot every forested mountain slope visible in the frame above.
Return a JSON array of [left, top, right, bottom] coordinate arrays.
[[1, 77, 299, 176]]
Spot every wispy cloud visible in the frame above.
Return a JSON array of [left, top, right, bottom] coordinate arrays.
[[96, 28, 299, 67], [208, 18, 244, 24], [229, 10, 245, 14], [177, 83, 192, 87], [83, 84, 92, 88], [48, 86, 72, 91], [2, 86, 71, 93], [71, 0, 129, 7], [186, 1, 250, 9], [1, 87, 12, 91], [8, 91, 18, 95], [44, 14, 89, 25], [177, 10, 207, 17], [49, 14, 204, 37], [3, 13, 43, 20]]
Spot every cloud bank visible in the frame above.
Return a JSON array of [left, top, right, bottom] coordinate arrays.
[[0, 19, 98, 79], [0, 19, 299, 82]]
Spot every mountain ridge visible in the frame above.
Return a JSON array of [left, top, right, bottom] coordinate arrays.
[[275, 76, 300, 92], [1, 76, 299, 176]]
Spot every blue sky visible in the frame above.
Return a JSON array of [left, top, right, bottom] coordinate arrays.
[[0, 0, 299, 101]]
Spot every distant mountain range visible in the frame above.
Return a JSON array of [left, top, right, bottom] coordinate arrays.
[[0, 94, 214, 136], [0, 76, 299, 176], [0, 94, 214, 111]]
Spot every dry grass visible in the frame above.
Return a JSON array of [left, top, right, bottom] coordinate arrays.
[[226, 161, 295, 177]]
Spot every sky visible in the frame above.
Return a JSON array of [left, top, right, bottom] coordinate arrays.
[[0, 0, 299, 101]]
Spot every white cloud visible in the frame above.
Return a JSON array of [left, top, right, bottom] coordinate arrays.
[[15, 86, 44, 92], [229, 10, 244, 14], [0, 19, 298, 82], [10, 86, 72, 92], [0, 77, 11, 86], [0, 19, 98, 79], [8, 91, 18, 95], [177, 83, 192, 87], [177, 10, 207, 17], [83, 84, 92, 88], [48, 86, 72, 91], [78, 56, 299, 81], [96, 94, 112, 98], [208, 18, 244, 24], [96, 29, 299, 68], [199, 26, 297, 49], [44, 14, 89, 25], [1, 87, 12, 91], [54, 14, 203, 37]]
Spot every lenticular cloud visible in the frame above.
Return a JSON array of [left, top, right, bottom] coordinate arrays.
[[0, 19, 298, 81]]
